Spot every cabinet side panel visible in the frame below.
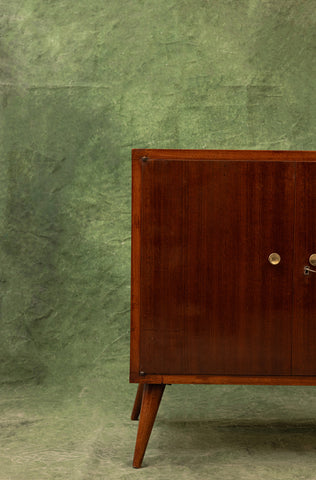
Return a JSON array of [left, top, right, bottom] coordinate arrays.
[[130, 152, 142, 380]]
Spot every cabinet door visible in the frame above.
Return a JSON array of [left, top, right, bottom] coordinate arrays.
[[293, 162, 316, 375], [140, 159, 295, 376]]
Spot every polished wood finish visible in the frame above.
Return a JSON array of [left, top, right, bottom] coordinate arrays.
[[293, 162, 316, 375], [132, 149, 316, 163], [132, 384, 165, 468], [130, 374, 316, 386], [130, 154, 142, 379], [139, 159, 295, 376], [130, 149, 316, 384], [131, 384, 144, 420], [130, 149, 316, 467]]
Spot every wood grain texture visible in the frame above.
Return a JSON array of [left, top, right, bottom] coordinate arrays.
[[130, 153, 142, 379], [293, 162, 316, 374], [130, 149, 316, 385], [132, 149, 316, 163], [140, 159, 295, 376], [130, 373, 316, 386], [132, 384, 165, 468], [131, 384, 144, 421]]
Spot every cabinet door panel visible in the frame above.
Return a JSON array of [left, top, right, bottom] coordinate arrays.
[[140, 159, 295, 375], [293, 162, 316, 375]]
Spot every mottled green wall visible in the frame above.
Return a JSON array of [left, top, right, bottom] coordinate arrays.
[[0, 0, 315, 384]]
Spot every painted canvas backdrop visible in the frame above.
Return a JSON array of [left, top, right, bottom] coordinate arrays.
[[1, 2, 316, 478], [0, 0, 315, 387]]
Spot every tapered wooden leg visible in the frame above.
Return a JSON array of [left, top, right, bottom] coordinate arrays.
[[131, 384, 144, 420], [132, 383, 165, 468]]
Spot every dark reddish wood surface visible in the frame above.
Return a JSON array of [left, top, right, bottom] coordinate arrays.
[[293, 162, 316, 375], [130, 149, 316, 385], [139, 159, 295, 376], [130, 155, 142, 380], [132, 384, 165, 468], [131, 384, 144, 421], [133, 149, 316, 162], [130, 374, 316, 386]]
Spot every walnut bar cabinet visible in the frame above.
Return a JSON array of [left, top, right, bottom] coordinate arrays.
[[130, 149, 316, 468]]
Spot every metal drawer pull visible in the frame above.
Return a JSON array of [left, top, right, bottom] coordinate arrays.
[[268, 253, 281, 265], [304, 266, 316, 275], [309, 254, 316, 266]]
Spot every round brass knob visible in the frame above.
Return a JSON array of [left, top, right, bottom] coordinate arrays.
[[268, 253, 281, 265], [309, 254, 316, 266]]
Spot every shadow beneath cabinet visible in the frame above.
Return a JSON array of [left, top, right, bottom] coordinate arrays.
[[157, 418, 316, 454]]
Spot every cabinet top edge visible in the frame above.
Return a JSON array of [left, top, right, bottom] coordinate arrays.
[[132, 149, 316, 162]]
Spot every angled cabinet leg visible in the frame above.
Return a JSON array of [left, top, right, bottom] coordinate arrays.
[[132, 383, 165, 468], [131, 384, 144, 420]]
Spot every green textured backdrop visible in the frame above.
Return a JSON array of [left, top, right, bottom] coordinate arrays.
[[0, 1, 316, 478], [1, 0, 315, 385]]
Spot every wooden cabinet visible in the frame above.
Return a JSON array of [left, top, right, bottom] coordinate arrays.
[[130, 149, 316, 468]]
